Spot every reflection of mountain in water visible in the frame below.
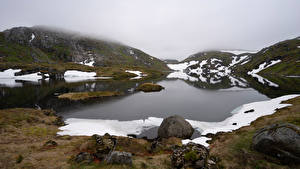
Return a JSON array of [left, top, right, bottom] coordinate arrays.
[[0, 78, 163, 110], [167, 63, 300, 99]]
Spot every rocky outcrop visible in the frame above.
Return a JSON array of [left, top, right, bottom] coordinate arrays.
[[171, 142, 209, 168], [252, 123, 300, 164], [105, 151, 132, 165], [92, 134, 116, 160], [158, 115, 194, 139]]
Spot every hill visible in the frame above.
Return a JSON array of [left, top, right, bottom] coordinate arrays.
[[0, 26, 168, 71]]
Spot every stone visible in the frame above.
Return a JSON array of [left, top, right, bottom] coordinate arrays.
[[75, 152, 94, 164], [44, 140, 58, 147], [244, 109, 255, 113], [252, 123, 300, 164], [92, 134, 116, 160], [171, 142, 209, 168], [105, 151, 132, 165], [158, 115, 194, 139]]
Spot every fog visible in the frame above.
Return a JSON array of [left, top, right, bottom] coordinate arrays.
[[0, 0, 299, 60]]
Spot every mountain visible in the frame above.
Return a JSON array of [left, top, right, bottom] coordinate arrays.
[[235, 37, 300, 76], [0, 26, 169, 71], [177, 37, 300, 78]]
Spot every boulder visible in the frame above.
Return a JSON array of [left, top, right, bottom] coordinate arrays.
[[92, 134, 116, 160], [252, 123, 300, 164], [158, 115, 194, 139], [43, 140, 58, 147], [105, 151, 132, 165], [75, 152, 94, 164], [171, 142, 209, 168]]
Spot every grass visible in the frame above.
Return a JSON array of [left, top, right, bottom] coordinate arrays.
[[0, 108, 176, 169], [58, 91, 123, 101], [137, 83, 165, 92], [209, 96, 300, 169]]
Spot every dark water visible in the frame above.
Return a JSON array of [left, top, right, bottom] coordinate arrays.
[[0, 75, 299, 122], [60, 80, 268, 121]]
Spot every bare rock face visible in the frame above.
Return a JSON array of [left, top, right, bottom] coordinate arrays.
[[252, 123, 300, 164], [158, 115, 194, 139]]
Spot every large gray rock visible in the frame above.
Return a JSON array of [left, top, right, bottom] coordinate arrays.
[[105, 151, 132, 165], [252, 123, 300, 164], [158, 115, 194, 139]]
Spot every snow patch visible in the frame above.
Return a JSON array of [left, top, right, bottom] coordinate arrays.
[[125, 70, 146, 80], [182, 94, 299, 147], [78, 58, 95, 67], [64, 70, 111, 83], [0, 69, 44, 87], [29, 33, 35, 43], [167, 61, 199, 71], [248, 60, 281, 74]]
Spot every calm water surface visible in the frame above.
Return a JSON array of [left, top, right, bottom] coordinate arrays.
[[60, 80, 268, 121], [1, 75, 299, 123]]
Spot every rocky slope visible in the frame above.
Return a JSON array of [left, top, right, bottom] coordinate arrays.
[[236, 37, 300, 76], [0, 26, 169, 71]]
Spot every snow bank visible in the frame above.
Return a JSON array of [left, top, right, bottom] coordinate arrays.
[[64, 70, 112, 83], [58, 94, 299, 147], [58, 117, 163, 136], [182, 94, 299, 147], [0, 69, 44, 87]]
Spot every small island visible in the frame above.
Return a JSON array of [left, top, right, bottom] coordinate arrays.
[[137, 83, 165, 92], [58, 91, 123, 101]]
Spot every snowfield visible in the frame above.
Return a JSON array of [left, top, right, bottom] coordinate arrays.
[[58, 94, 299, 147]]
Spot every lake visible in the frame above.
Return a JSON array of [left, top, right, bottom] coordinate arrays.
[[1, 72, 299, 137]]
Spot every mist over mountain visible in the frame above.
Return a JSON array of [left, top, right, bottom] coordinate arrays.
[[1, 0, 300, 60]]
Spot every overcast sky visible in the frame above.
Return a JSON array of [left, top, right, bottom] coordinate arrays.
[[1, 0, 300, 60]]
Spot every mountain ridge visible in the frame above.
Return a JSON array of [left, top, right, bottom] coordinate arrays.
[[0, 26, 169, 71]]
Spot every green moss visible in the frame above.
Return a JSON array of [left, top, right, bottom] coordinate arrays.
[[184, 150, 198, 161]]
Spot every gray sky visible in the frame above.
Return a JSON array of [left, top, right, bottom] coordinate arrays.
[[1, 0, 300, 60]]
